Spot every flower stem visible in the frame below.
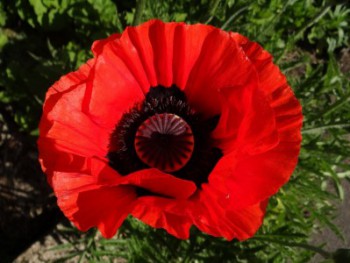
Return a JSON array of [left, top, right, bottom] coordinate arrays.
[[133, 0, 146, 26], [302, 123, 350, 134], [205, 0, 221, 24], [221, 6, 248, 30]]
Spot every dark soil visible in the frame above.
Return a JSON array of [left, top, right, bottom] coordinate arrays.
[[0, 103, 63, 262]]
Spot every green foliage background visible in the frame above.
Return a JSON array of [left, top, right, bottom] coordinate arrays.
[[1, 0, 350, 262]]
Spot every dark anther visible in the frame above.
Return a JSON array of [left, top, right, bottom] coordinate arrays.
[[108, 85, 222, 191]]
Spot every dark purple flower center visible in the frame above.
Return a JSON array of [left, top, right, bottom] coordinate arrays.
[[107, 85, 222, 189], [134, 113, 194, 172]]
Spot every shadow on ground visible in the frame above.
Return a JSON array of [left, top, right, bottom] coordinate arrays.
[[0, 106, 63, 263]]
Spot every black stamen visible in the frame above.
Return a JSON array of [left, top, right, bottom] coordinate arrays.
[[107, 85, 222, 192]]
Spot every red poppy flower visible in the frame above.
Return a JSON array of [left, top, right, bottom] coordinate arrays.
[[38, 20, 302, 241]]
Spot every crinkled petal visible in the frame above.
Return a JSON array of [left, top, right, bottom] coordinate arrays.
[[39, 59, 111, 159], [38, 138, 90, 184], [209, 141, 299, 209], [172, 23, 215, 89], [51, 158, 136, 238], [192, 185, 267, 240], [207, 32, 302, 209], [146, 20, 179, 87], [184, 27, 258, 118], [92, 33, 121, 56], [58, 184, 135, 238], [40, 83, 110, 157], [84, 40, 145, 129], [132, 197, 192, 239], [51, 157, 120, 193], [231, 32, 303, 143], [212, 83, 279, 155]]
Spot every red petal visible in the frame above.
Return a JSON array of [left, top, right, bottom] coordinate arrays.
[[234, 87, 279, 155], [172, 24, 215, 89], [84, 40, 145, 130], [39, 59, 111, 161], [93, 22, 182, 94], [40, 84, 110, 157], [125, 21, 158, 87], [125, 20, 183, 88], [212, 84, 279, 155], [192, 185, 267, 241], [92, 33, 121, 56], [58, 184, 135, 238], [132, 197, 191, 239], [44, 58, 94, 98], [107, 29, 151, 94], [231, 32, 303, 142], [224, 200, 268, 241], [51, 158, 135, 238], [38, 138, 90, 185], [117, 168, 197, 199], [51, 157, 120, 191], [204, 33, 303, 209], [184, 28, 258, 118], [146, 20, 178, 87], [209, 141, 300, 209]]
